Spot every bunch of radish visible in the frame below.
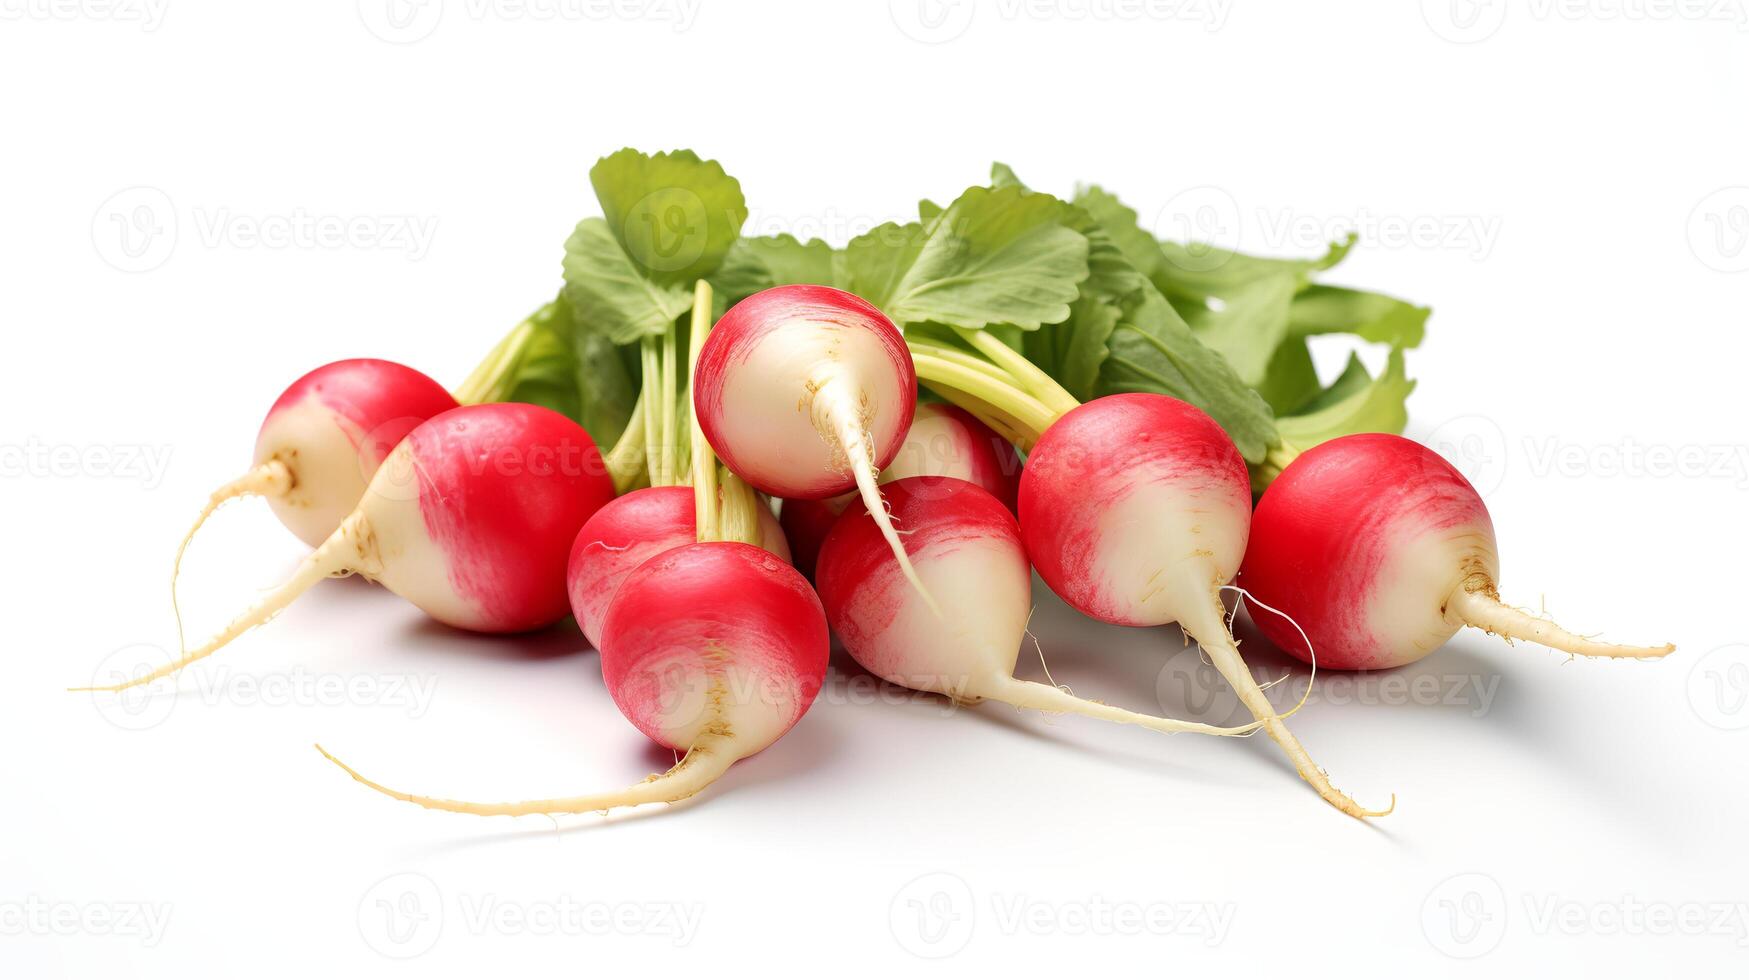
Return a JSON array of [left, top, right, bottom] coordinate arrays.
[[86, 148, 1678, 824]]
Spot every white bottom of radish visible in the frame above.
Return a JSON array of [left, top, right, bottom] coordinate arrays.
[[255, 395, 377, 548]]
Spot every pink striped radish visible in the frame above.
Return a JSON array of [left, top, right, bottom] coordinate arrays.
[[1020, 393, 1390, 818], [817, 476, 1263, 737], [781, 402, 1020, 577], [567, 485, 792, 651], [693, 285, 929, 599], [1240, 433, 1674, 670], [84, 403, 615, 692]]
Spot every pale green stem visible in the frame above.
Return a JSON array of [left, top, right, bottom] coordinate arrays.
[[950, 326, 1081, 416]]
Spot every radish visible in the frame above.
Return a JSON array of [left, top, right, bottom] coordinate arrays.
[[816, 476, 1263, 737], [321, 542, 829, 815], [171, 359, 457, 644], [780, 402, 1021, 577], [567, 484, 792, 651], [1019, 393, 1391, 818], [321, 281, 832, 817], [84, 403, 615, 692], [693, 284, 930, 601], [1240, 433, 1675, 670]]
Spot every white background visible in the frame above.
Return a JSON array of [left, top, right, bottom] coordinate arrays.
[[3, 0, 1747, 975]]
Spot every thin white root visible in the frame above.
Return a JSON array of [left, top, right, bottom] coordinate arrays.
[[315, 731, 742, 817], [983, 675, 1264, 736], [76, 511, 371, 694], [172, 460, 294, 654], [1448, 587, 1674, 660], [1181, 591, 1394, 820], [818, 380, 940, 616]]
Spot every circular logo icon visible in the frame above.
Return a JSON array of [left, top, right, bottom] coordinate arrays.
[[358, 872, 443, 958], [92, 187, 177, 273], [1155, 642, 1246, 727], [1688, 644, 1749, 731], [1421, 0, 1508, 44], [888, 871, 975, 958], [619, 187, 711, 277], [88, 643, 178, 731], [358, 0, 444, 44], [1153, 185, 1242, 274], [889, 0, 976, 44], [1421, 872, 1507, 958], [1687, 187, 1749, 274], [1425, 414, 1508, 499]]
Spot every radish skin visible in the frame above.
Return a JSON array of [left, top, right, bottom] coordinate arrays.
[[1021, 394, 1390, 818], [1240, 433, 1675, 670], [817, 477, 1263, 737], [693, 285, 930, 604], [567, 485, 792, 651], [323, 541, 828, 815], [782, 402, 1020, 577], [84, 403, 615, 692]]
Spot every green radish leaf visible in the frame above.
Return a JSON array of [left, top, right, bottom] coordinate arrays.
[[1275, 348, 1415, 449], [1289, 284, 1430, 348], [562, 217, 693, 346], [1180, 271, 1300, 387], [841, 221, 928, 310], [1072, 185, 1169, 284], [885, 185, 1091, 331], [709, 234, 837, 306], [1026, 294, 1122, 401], [1252, 336, 1322, 415], [989, 162, 1026, 190], [589, 148, 748, 287], [1095, 284, 1278, 463], [1156, 234, 1355, 303]]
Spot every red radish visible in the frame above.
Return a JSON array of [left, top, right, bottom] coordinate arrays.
[[321, 542, 828, 815], [781, 402, 1019, 577], [567, 485, 792, 651], [1240, 433, 1675, 670], [1020, 393, 1390, 818], [322, 283, 831, 817], [171, 359, 456, 642], [84, 403, 615, 692], [693, 285, 929, 600], [817, 477, 1263, 737]]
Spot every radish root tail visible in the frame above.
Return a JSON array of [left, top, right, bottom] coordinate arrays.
[[982, 675, 1265, 737], [315, 731, 742, 817], [171, 460, 294, 654], [1181, 588, 1394, 820], [817, 380, 939, 616], [1448, 584, 1674, 660], [75, 510, 371, 694]]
